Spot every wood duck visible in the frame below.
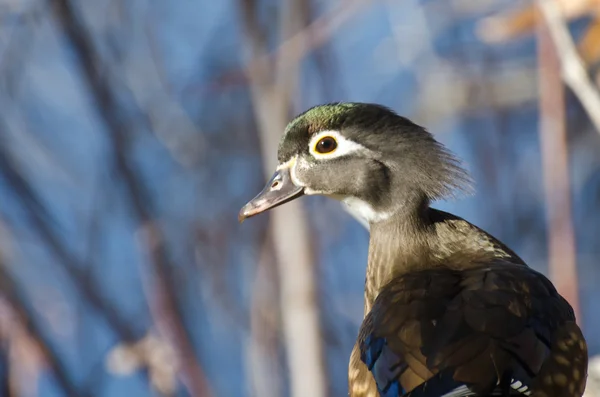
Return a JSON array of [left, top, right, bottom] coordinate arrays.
[[239, 103, 588, 397]]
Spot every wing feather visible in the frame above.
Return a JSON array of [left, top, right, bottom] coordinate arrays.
[[358, 263, 587, 396]]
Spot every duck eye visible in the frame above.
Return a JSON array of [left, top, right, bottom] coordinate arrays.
[[315, 136, 337, 154]]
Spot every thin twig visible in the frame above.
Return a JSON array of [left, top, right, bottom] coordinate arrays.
[[536, 0, 600, 133]]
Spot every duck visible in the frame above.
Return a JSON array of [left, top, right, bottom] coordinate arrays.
[[239, 102, 588, 397]]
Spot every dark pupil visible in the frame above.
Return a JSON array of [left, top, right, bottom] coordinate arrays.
[[317, 137, 336, 153]]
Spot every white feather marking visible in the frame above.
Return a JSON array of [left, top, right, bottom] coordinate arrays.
[[276, 157, 295, 171], [308, 130, 370, 160], [441, 384, 473, 396], [438, 379, 533, 397], [510, 378, 530, 394], [288, 157, 303, 187], [278, 156, 308, 190], [341, 196, 393, 224], [280, 155, 328, 196]]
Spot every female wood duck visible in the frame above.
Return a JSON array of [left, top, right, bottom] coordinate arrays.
[[239, 103, 588, 397]]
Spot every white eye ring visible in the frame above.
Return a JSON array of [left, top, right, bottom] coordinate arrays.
[[308, 130, 369, 159]]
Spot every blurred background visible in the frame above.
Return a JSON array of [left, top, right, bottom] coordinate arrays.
[[0, 0, 599, 396]]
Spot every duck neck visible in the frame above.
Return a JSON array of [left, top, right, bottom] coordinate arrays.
[[364, 197, 436, 312]]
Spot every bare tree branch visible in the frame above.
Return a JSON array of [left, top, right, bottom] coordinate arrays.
[[239, 0, 328, 395], [0, 257, 84, 397], [0, 138, 146, 342], [184, 0, 373, 97], [536, 0, 600, 133], [246, 232, 283, 397]]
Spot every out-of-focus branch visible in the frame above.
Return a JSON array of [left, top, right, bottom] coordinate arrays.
[[477, 0, 596, 44], [119, 17, 206, 167], [135, 225, 203, 397], [0, 2, 45, 98], [0, 255, 83, 397], [268, 0, 372, 89], [185, 0, 373, 96], [195, 224, 251, 330], [239, 0, 328, 396], [51, 1, 213, 396], [105, 330, 178, 396], [0, 129, 168, 390], [535, 6, 580, 320], [536, 0, 600, 133], [246, 233, 283, 397], [0, 140, 143, 342]]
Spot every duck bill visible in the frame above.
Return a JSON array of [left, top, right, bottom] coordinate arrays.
[[238, 166, 304, 222]]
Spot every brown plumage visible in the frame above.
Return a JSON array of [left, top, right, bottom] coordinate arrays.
[[238, 103, 588, 397], [353, 209, 587, 397]]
